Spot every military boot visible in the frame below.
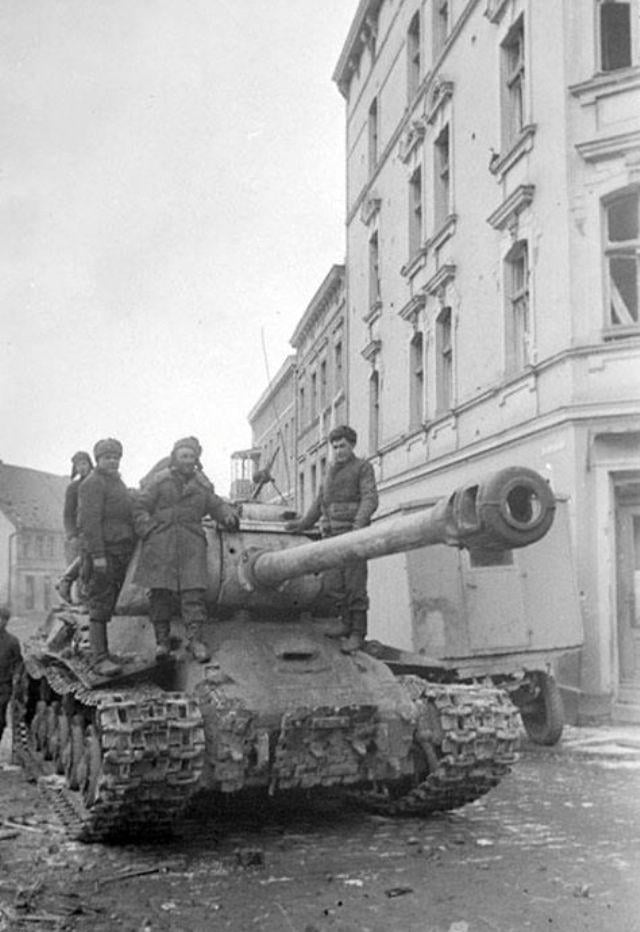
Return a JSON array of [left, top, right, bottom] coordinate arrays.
[[89, 621, 122, 677], [185, 622, 211, 663], [340, 611, 367, 654], [153, 619, 171, 661]]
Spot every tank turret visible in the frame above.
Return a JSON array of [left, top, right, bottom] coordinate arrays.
[[12, 466, 557, 842]]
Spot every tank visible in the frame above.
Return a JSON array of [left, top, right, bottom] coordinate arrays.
[[12, 466, 555, 841]]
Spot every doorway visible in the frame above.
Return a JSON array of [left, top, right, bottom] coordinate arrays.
[[616, 482, 640, 687]]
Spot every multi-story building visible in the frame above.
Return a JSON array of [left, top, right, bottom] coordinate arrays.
[[290, 265, 347, 515], [246, 356, 297, 505], [0, 461, 67, 637], [334, 0, 640, 722]]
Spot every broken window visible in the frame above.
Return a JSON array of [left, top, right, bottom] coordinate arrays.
[[409, 330, 425, 428], [369, 231, 381, 309], [368, 97, 379, 174], [434, 124, 451, 230], [600, 1, 632, 71], [501, 16, 525, 150], [505, 240, 531, 372], [436, 307, 453, 412], [409, 166, 423, 258], [407, 11, 421, 100], [605, 189, 639, 330]]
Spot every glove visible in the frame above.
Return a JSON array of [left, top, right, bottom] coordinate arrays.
[[284, 519, 305, 533], [219, 507, 240, 532]]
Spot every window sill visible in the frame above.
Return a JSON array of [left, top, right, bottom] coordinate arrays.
[[569, 66, 640, 105], [426, 213, 457, 253], [401, 245, 428, 280], [489, 124, 536, 180], [602, 324, 640, 341]]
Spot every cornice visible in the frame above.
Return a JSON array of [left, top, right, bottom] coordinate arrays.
[[487, 184, 535, 230]]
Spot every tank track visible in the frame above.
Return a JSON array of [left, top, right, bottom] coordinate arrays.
[[349, 677, 520, 817], [12, 661, 205, 842]]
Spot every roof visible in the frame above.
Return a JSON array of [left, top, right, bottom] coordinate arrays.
[[247, 355, 296, 423], [0, 461, 68, 532], [289, 265, 346, 349], [333, 0, 383, 97]]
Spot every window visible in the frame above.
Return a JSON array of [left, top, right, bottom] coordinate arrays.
[[604, 189, 639, 331], [299, 385, 306, 429], [409, 167, 423, 258], [600, 1, 632, 71], [434, 125, 450, 230], [368, 98, 379, 174], [320, 456, 327, 480], [407, 12, 421, 100], [409, 331, 425, 428], [44, 575, 53, 610], [36, 535, 45, 558], [369, 370, 380, 453], [369, 231, 381, 309], [25, 575, 36, 611], [319, 359, 327, 408], [335, 341, 343, 390], [310, 371, 317, 419], [311, 463, 317, 498], [434, 1, 449, 54], [436, 308, 453, 412], [501, 17, 525, 150], [505, 241, 530, 372]]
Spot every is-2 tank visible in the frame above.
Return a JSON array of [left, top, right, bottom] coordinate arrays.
[[12, 466, 555, 841]]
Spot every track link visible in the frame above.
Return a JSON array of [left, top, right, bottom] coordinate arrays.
[[12, 662, 205, 842], [349, 677, 520, 817]]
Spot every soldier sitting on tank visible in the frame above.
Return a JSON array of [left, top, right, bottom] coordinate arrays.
[[77, 438, 135, 677], [132, 436, 240, 663], [285, 425, 379, 653], [56, 450, 94, 604]]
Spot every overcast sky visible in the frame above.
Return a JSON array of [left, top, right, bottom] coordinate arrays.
[[1, 0, 358, 491]]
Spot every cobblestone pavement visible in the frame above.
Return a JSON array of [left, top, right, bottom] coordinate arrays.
[[1, 725, 639, 932]]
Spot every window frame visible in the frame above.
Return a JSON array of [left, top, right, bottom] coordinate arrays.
[[407, 11, 421, 101], [434, 124, 451, 231], [598, 0, 634, 72], [368, 97, 379, 175], [409, 330, 425, 428], [501, 15, 526, 152], [369, 230, 382, 310], [504, 239, 531, 373], [409, 166, 423, 259], [436, 307, 454, 413], [603, 187, 640, 336]]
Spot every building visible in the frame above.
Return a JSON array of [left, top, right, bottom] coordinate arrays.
[[0, 461, 67, 634], [246, 355, 297, 505], [290, 265, 347, 515], [334, 0, 640, 722]]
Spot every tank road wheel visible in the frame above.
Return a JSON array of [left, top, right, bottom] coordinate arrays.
[[518, 672, 564, 746]]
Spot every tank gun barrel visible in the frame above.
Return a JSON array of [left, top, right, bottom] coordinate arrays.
[[250, 467, 554, 589]]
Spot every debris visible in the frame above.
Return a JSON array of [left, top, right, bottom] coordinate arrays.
[[385, 886, 414, 898], [573, 884, 591, 898], [98, 866, 163, 887], [235, 847, 265, 868], [343, 879, 364, 887], [0, 830, 19, 841], [448, 923, 470, 932], [476, 838, 495, 847], [160, 902, 178, 911]]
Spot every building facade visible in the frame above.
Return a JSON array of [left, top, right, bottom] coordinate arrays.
[[290, 265, 347, 515], [0, 462, 68, 635], [246, 356, 297, 505], [334, 0, 640, 722]]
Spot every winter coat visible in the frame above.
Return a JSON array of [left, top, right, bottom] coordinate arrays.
[[0, 629, 22, 692], [299, 455, 378, 536], [77, 468, 135, 557], [132, 467, 233, 591]]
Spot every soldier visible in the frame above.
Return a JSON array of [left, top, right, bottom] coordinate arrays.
[[56, 450, 94, 603], [285, 425, 378, 653], [132, 437, 240, 662], [0, 607, 22, 745], [78, 438, 135, 677]]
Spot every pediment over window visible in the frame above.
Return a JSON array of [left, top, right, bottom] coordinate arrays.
[[426, 78, 454, 124], [361, 338, 382, 362], [399, 118, 427, 163], [575, 130, 640, 164], [424, 263, 456, 302], [360, 192, 382, 225], [398, 293, 427, 324], [487, 184, 535, 231]]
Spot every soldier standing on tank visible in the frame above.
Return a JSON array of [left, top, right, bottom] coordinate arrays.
[[56, 451, 94, 604], [285, 425, 378, 653], [132, 437, 240, 662], [0, 607, 22, 745], [78, 438, 135, 677]]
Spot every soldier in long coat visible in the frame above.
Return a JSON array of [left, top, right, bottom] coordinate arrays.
[[133, 437, 239, 662]]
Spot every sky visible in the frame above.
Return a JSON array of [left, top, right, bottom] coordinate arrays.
[[0, 0, 359, 491]]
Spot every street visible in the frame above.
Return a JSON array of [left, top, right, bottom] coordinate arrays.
[[1, 725, 639, 932]]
